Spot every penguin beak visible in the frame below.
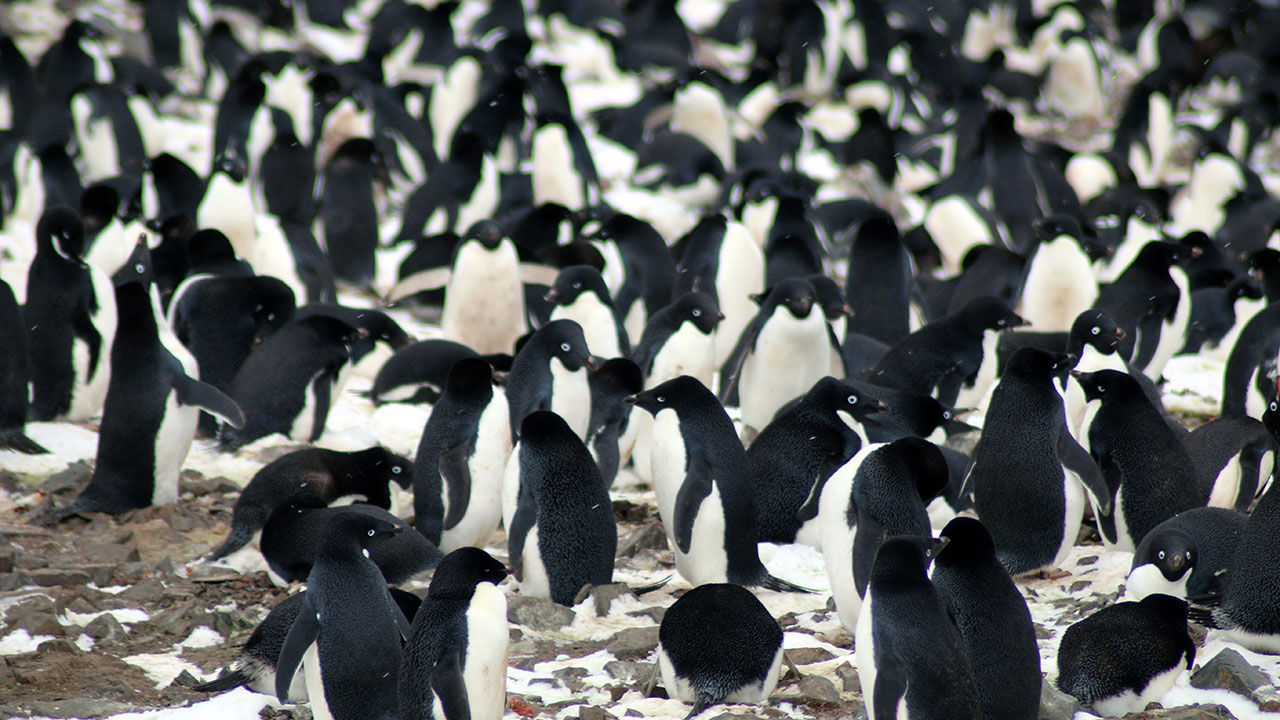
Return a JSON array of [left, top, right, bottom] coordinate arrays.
[[544, 289, 559, 303], [872, 399, 889, 412], [842, 305, 855, 318], [624, 394, 638, 405], [492, 371, 509, 385], [1070, 370, 1085, 379], [715, 311, 725, 320], [1170, 554, 1186, 570], [1114, 329, 1127, 340], [585, 355, 602, 371], [927, 535, 950, 558]]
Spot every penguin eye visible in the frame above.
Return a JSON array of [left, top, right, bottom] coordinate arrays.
[[134, 263, 145, 274], [942, 410, 952, 419], [847, 394, 857, 404], [656, 395, 666, 403], [1091, 327, 1100, 335], [560, 342, 570, 352], [1098, 384, 1106, 393], [691, 308, 701, 317], [391, 466, 402, 474], [267, 313, 275, 321], [1271, 402, 1278, 412], [367, 529, 375, 537], [1186, 551, 1192, 560], [997, 318, 1007, 327], [572, 282, 581, 289], [1157, 550, 1165, 560]]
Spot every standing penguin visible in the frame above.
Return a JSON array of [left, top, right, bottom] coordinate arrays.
[[749, 376, 884, 546], [650, 584, 785, 720], [507, 411, 616, 606], [219, 315, 363, 450], [1056, 595, 1195, 717], [206, 446, 414, 562], [1018, 215, 1101, 331], [1183, 415, 1274, 511], [1126, 507, 1247, 602], [0, 278, 46, 454], [318, 137, 386, 288], [24, 206, 117, 422], [1206, 449, 1280, 652], [1092, 240, 1190, 382], [545, 264, 630, 358], [399, 547, 510, 720], [63, 242, 246, 515], [629, 376, 809, 591], [275, 512, 413, 720], [413, 358, 511, 553], [1222, 303, 1280, 421], [585, 357, 643, 487], [969, 349, 1111, 575], [504, 319, 598, 441], [932, 517, 1041, 720], [844, 215, 919, 345], [1075, 369, 1202, 552], [672, 215, 764, 366], [720, 277, 831, 436], [856, 536, 981, 720], [816, 438, 951, 632]]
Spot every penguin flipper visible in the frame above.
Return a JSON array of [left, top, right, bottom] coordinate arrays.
[[387, 587, 413, 641], [1130, 312, 1164, 371], [439, 438, 475, 531], [673, 455, 714, 555], [307, 367, 340, 444], [0, 429, 50, 455], [795, 453, 845, 523], [871, 652, 909, 720], [717, 314, 762, 404], [431, 649, 471, 720], [507, 480, 538, 582], [386, 266, 454, 304], [275, 595, 320, 704], [173, 374, 246, 428], [192, 667, 250, 693], [1057, 431, 1113, 516]]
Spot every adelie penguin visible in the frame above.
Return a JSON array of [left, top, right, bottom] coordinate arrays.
[[413, 357, 511, 553], [585, 357, 643, 487], [507, 411, 616, 606], [544, 264, 630, 359], [57, 241, 246, 517], [23, 206, 117, 423], [366, 339, 483, 406], [0, 278, 46, 454], [275, 512, 415, 720], [205, 446, 413, 563], [671, 214, 764, 366], [1125, 506, 1247, 602], [317, 137, 386, 289], [1092, 239, 1191, 383], [504, 318, 598, 442], [399, 547, 510, 720], [628, 376, 809, 591], [1057, 594, 1195, 717], [647, 583, 786, 720], [856, 535, 982, 720]]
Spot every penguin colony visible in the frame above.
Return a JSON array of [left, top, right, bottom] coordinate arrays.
[[4, 0, 1280, 718]]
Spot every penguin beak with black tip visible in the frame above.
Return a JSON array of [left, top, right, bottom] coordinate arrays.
[[1169, 553, 1186, 571], [585, 355, 602, 371], [624, 394, 638, 405], [492, 371, 509, 385], [927, 535, 950, 558], [544, 288, 560, 303]]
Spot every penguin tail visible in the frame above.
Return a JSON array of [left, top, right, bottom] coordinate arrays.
[[630, 576, 672, 595], [683, 700, 712, 720], [205, 523, 253, 562], [192, 668, 250, 693], [1187, 602, 1223, 629], [760, 573, 816, 594], [0, 429, 49, 455]]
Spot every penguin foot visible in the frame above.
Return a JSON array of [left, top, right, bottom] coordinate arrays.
[[642, 659, 662, 697], [782, 650, 805, 682], [631, 576, 672, 595], [0, 429, 50, 455], [760, 573, 816, 594]]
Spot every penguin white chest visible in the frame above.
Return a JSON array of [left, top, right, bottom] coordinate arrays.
[[818, 450, 868, 632], [674, 482, 729, 586], [198, 174, 256, 258], [302, 642, 334, 720], [1124, 563, 1189, 601], [649, 324, 716, 388], [532, 124, 583, 209], [714, 223, 766, 367], [549, 358, 592, 441], [68, 266, 117, 421], [551, 294, 621, 359], [517, 525, 551, 599], [463, 582, 509, 720], [1021, 237, 1097, 330], [152, 390, 199, 506], [442, 240, 524, 354], [648, 409, 686, 538], [953, 329, 1001, 410], [442, 393, 511, 552], [739, 309, 829, 431]]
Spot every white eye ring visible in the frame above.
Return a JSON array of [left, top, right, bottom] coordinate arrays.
[[1186, 551, 1192, 560], [1157, 550, 1165, 560], [391, 466, 402, 474], [1271, 402, 1277, 412], [847, 395, 857, 404], [134, 263, 144, 273], [692, 308, 701, 317], [572, 282, 581, 289], [367, 529, 375, 537], [1098, 385, 1106, 393], [560, 343, 570, 352], [1091, 327, 1100, 335], [656, 396, 665, 403]]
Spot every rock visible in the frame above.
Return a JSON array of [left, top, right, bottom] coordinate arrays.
[[590, 583, 636, 617], [1039, 676, 1079, 720], [0, 546, 15, 573], [84, 613, 126, 642], [617, 522, 668, 557], [604, 661, 653, 684], [626, 606, 666, 624], [41, 463, 92, 493], [172, 669, 201, 688], [36, 638, 81, 654], [1191, 648, 1280, 711], [834, 661, 859, 693], [790, 675, 842, 706], [27, 699, 139, 718], [117, 577, 167, 604], [23, 567, 91, 587], [788, 647, 836, 665], [608, 627, 660, 660], [580, 707, 618, 720], [180, 476, 239, 497], [612, 499, 652, 523], [13, 610, 64, 638], [507, 596, 576, 631], [553, 666, 590, 691], [155, 555, 183, 575], [1129, 705, 1238, 719]]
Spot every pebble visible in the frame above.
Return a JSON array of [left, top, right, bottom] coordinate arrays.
[[508, 596, 577, 631], [607, 627, 659, 661], [1190, 648, 1280, 711]]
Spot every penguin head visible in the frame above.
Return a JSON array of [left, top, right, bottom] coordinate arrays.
[[1007, 347, 1077, 382], [79, 184, 121, 237], [756, 277, 816, 319], [591, 358, 643, 397], [364, 446, 414, 490], [325, 510, 404, 548], [1136, 529, 1196, 583], [112, 238, 154, 288], [869, 535, 948, 584], [1071, 369, 1134, 402], [465, 219, 507, 250], [671, 291, 723, 334], [1031, 214, 1084, 245], [626, 375, 704, 416], [1227, 276, 1263, 302], [537, 319, 597, 371], [1264, 380, 1280, 444], [186, 229, 240, 271], [806, 274, 853, 321], [519, 410, 584, 453], [36, 206, 87, 263], [546, 265, 610, 306], [955, 296, 1024, 332], [1071, 309, 1126, 353], [445, 357, 496, 399], [213, 144, 248, 183], [1135, 240, 1186, 270], [429, 547, 510, 599], [856, 215, 900, 248], [813, 377, 886, 424], [248, 277, 297, 341], [934, 516, 998, 569], [883, 436, 951, 504]]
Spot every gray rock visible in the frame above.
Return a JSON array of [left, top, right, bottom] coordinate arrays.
[[1129, 705, 1239, 719], [590, 583, 637, 617], [27, 699, 138, 718], [788, 647, 836, 665], [789, 675, 842, 706], [834, 661, 859, 693], [617, 522, 668, 557], [553, 666, 590, 691], [625, 606, 666, 624], [1039, 676, 1079, 720], [23, 567, 91, 587], [508, 596, 576, 631], [36, 638, 81, 654], [1191, 648, 1280, 712], [579, 706, 618, 720], [604, 661, 653, 684], [41, 463, 92, 493], [608, 627, 660, 661], [84, 613, 126, 642]]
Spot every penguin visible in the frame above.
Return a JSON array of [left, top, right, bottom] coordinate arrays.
[[275, 512, 414, 720], [1183, 276, 1264, 363], [590, 212, 676, 347], [398, 547, 510, 720], [585, 357, 643, 487], [504, 319, 598, 441], [868, 296, 1024, 410], [196, 587, 423, 701], [413, 357, 511, 553], [64, 242, 246, 515], [24, 206, 118, 422], [931, 517, 1041, 720], [1222, 303, 1280, 421], [628, 376, 809, 591], [1075, 369, 1202, 552], [856, 535, 982, 720], [317, 137, 386, 288], [1125, 507, 1248, 602], [367, 340, 487, 406], [545, 264, 630, 358], [650, 583, 785, 720], [1018, 215, 1101, 331], [257, 106, 318, 222], [720, 277, 831, 436], [1183, 415, 1274, 511], [1092, 240, 1190, 382], [749, 376, 885, 546], [0, 278, 46, 454], [671, 215, 764, 366], [261, 503, 442, 586], [816, 437, 951, 632], [206, 446, 414, 562], [396, 130, 498, 239], [219, 315, 363, 450], [969, 349, 1112, 575], [844, 214, 919, 345], [197, 145, 256, 260], [388, 220, 535, 355], [1056, 594, 1195, 717], [507, 411, 616, 606]]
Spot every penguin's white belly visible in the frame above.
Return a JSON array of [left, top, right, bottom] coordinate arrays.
[[1106, 485, 1136, 553], [455, 156, 499, 234], [1090, 664, 1183, 719], [199, 174, 257, 259], [648, 410, 687, 542], [152, 393, 198, 506], [629, 413, 655, 482], [953, 330, 1001, 410], [441, 396, 511, 552], [1145, 271, 1190, 380], [517, 526, 551, 600], [650, 325, 716, 388], [302, 643, 335, 720], [855, 592, 878, 716], [68, 269, 118, 421], [442, 241, 524, 355], [674, 484, 728, 586], [1246, 365, 1268, 421], [552, 296, 620, 359], [1020, 238, 1097, 331], [463, 583, 509, 720], [290, 370, 324, 442], [739, 311, 829, 431], [1206, 455, 1243, 509], [532, 124, 583, 209], [1203, 297, 1264, 363], [817, 450, 868, 632], [1123, 563, 1189, 601], [714, 224, 766, 367], [1219, 627, 1280, 655], [549, 359, 592, 441], [1055, 464, 1087, 569], [793, 513, 823, 549], [501, 441, 522, 531], [623, 302, 646, 351]]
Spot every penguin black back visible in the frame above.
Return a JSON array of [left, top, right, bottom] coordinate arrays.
[[260, 503, 442, 585]]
